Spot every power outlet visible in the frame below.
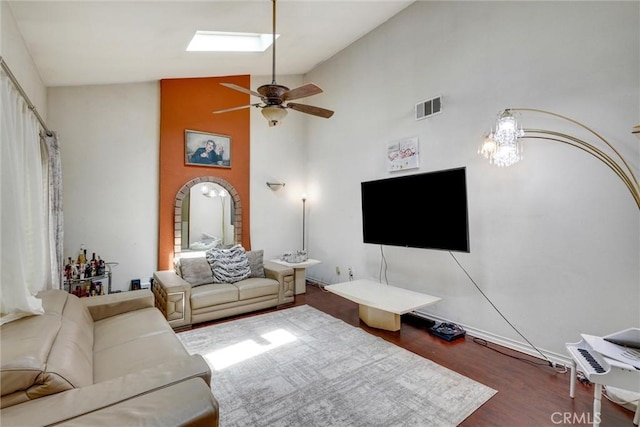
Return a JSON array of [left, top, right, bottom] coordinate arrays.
[[348, 267, 353, 279], [336, 266, 341, 275]]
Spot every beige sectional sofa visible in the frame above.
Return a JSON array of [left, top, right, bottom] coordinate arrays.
[[0, 289, 218, 426], [153, 249, 294, 329]]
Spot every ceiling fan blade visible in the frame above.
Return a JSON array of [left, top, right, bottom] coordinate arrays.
[[281, 83, 323, 101], [213, 103, 260, 114], [287, 103, 334, 119], [220, 83, 263, 98]]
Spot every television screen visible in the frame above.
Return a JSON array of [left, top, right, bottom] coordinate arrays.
[[361, 167, 470, 252]]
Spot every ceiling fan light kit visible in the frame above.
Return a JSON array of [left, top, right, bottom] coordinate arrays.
[[213, 0, 334, 126], [262, 105, 287, 127]]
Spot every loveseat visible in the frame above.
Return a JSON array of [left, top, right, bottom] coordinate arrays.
[[0, 289, 219, 426], [153, 247, 294, 329]]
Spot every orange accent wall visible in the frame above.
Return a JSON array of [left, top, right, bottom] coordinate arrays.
[[158, 75, 251, 270]]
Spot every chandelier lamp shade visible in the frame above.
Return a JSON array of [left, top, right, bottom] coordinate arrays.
[[480, 108, 640, 210], [262, 105, 288, 127], [480, 109, 525, 167]]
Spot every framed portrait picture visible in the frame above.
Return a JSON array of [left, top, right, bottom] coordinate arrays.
[[185, 130, 231, 168]]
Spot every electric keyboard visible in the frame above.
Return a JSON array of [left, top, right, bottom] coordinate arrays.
[[566, 336, 640, 427], [577, 347, 606, 373], [567, 337, 639, 390]]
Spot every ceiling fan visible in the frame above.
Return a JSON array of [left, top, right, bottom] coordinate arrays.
[[213, 0, 334, 127]]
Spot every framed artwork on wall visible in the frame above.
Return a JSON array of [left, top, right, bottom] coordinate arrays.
[[185, 130, 231, 168], [130, 279, 141, 291], [387, 136, 419, 172]]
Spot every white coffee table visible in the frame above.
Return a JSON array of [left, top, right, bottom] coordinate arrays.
[[325, 279, 441, 331], [269, 258, 321, 295]]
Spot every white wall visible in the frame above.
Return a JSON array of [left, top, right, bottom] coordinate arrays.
[[44, 75, 304, 290], [304, 1, 639, 359], [44, 74, 305, 291], [5, 0, 638, 361], [4, 2, 160, 293], [47, 83, 160, 292], [249, 74, 310, 260], [1, 2, 46, 119]]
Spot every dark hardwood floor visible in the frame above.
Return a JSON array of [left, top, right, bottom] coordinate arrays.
[[191, 283, 636, 426]]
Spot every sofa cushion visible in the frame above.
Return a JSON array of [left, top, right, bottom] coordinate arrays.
[[1, 310, 61, 405], [190, 283, 239, 310], [179, 257, 214, 287], [247, 250, 266, 278], [234, 278, 279, 300], [93, 308, 189, 383], [205, 245, 251, 284], [47, 293, 95, 387], [0, 290, 94, 408]]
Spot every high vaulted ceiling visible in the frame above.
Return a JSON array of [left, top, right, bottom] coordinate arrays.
[[8, 0, 413, 87]]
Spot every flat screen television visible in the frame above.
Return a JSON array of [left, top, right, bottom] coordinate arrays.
[[361, 167, 470, 252]]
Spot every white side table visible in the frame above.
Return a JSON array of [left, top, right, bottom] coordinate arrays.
[[270, 259, 321, 294]]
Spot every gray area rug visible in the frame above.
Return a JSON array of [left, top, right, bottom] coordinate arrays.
[[178, 305, 496, 426]]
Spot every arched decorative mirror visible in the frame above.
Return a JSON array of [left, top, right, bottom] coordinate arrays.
[[174, 177, 242, 258]]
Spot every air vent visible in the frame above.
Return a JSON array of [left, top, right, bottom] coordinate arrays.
[[415, 95, 443, 120]]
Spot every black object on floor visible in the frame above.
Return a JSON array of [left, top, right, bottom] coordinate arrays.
[[429, 322, 466, 342], [403, 312, 436, 329]]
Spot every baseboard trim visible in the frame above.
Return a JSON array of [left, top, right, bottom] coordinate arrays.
[[306, 276, 330, 288], [412, 310, 572, 367], [307, 276, 572, 367]]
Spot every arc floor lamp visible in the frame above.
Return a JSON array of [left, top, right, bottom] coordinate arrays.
[[301, 194, 307, 251], [479, 108, 639, 210]]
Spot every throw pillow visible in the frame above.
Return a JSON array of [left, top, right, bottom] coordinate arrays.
[[206, 244, 251, 283], [173, 257, 182, 277], [179, 257, 215, 287], [246, 249, 266, 278]]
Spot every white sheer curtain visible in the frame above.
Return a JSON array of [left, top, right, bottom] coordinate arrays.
[[0, 69, 61, 324], [42, 132, 64, 290]]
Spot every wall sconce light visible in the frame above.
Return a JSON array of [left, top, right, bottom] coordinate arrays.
[[266, 182, 286, 191], [480, 108, 639, 209]]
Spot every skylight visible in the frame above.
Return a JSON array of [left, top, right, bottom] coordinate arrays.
[[187, 31, 279, 52]]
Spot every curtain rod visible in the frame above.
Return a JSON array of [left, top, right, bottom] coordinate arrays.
[[0, 56, 53, 136]]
